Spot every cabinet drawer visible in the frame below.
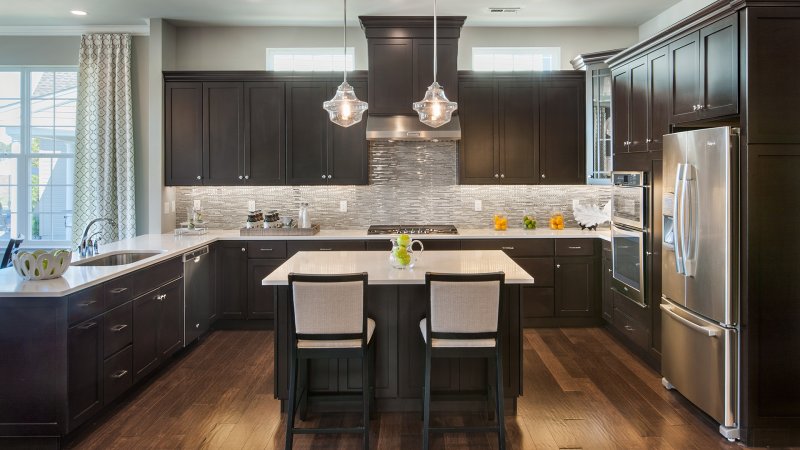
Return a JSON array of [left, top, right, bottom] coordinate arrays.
[[103, 302, 133, 358], [612, 307, 650, 350], [133, 257, 182, 297], [68, 285, 105, 325], [104, 274, 134, 310], [365, 239, 461, 251], [514, 257, 554, 287], [555, 239, 595, 256], [287, 240, 366, 256], [460, 239, 554, 257], [612, 290, 649, 325], [247, 241, 287, 259], [522, 287, 555, 318], [103, 345, 133, 406]]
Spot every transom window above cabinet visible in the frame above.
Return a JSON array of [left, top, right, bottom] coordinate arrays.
[[266, 48, 355, 72], [472, 47, 561, 72]]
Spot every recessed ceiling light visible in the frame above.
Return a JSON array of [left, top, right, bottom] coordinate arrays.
[[70, 10, 88, 16]]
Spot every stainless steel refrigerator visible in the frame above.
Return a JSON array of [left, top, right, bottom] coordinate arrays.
[[661, 126, 740, 441]]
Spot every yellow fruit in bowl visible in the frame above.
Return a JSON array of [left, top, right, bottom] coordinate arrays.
[[397, 234, 411, 247]]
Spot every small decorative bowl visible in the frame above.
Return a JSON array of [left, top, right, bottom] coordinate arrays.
[[12, 249, 72, 281]]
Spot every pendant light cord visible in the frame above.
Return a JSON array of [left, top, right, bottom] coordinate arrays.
[[433, 0, 437, 83], [343, 0, 347, 83]]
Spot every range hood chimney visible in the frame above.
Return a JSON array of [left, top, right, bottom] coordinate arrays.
[[359, 16, 466, 141]]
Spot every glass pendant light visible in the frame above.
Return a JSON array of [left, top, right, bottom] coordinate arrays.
[[323, 0, 368, 127], [413, 0, 457, 128]]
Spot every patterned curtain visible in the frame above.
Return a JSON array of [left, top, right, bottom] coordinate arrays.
[[73, 34, 136, 245]]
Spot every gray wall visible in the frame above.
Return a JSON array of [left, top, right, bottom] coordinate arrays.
[[0, 36, 80, 65], [639, 0, 717, 40]]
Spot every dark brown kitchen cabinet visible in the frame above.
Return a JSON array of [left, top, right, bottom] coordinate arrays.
[[413, 39, 459, 103], [367, 38, 414, 115], [458, 80, 498, 183], [499, 79, 540, 184], [165, 82, 203, 185], [217, 242, 248, 319], [156, 279, 183, 359], [611, 67, 630, 155], [601, 242, 613, 322], [647, 47, 670, 152], [286, 81, 368, 185], [132, 291, 159, 382], [203, 82, 243, 185], [68, 316, 103, 431], [628, 57, 649, 153], [247, 259, 286, 321], [669, 14, 738, 124], [554, 256, 598, 317], [243, 82, 285, 185], [539, 77, 586, 184]]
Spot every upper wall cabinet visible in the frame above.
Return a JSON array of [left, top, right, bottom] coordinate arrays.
[[165, 83, 203, 185], [458, 72, 585, 185], [669, 14, 739, 123]]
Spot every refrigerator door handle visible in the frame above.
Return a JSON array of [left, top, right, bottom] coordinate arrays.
[[674, 164, 686, 275], [660, 303, 720, 337], [683, 164, 698, 277]]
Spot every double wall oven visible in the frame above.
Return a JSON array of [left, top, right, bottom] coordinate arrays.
[[611, 171, 648, 306]]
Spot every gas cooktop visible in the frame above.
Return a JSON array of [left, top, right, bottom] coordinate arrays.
[[367, 225, 458, 235]]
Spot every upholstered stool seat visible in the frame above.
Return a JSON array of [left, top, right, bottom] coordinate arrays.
[[298, 318, 376, 348]]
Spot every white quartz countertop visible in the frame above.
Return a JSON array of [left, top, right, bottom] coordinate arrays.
[[262, 250, 535, 285], [0, 227, 608, 297]]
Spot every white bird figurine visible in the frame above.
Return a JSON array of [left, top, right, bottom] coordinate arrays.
[[572, 199, 611, 230]]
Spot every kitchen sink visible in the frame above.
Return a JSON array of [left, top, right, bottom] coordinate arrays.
[[72, 251, 164, 267]]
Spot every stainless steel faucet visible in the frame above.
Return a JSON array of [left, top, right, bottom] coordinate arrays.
[[79, 218, 116, 258]]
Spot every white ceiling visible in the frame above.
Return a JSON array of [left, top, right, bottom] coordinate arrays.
[[0, 0, 682, 28]]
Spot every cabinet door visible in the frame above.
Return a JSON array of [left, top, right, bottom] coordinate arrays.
[[555, 257, 598, 317], [368, 39, 413, 115], [244, 82, 285, 185], [601, 255, 613, 322], [498, 79, 539, 184], [203, 82, 244, 185], [165, 82, 203, 185], [286, 82, 328, 185], [539, 77, 585, 184], [413, 39, 459, 103], [522, 287, 555, 321], [327, 80, 369, 185], [648, 46, 670, 152], [700, 14, 738, 119], [458, 80, 498, 184], [157, 279, 184, 359], [669, 31, 701, 123], [612, 66, 631, 155], [68, 317, 103, 430], [247, 259, 285, 321], [133, 293, 159, 382], [628, 57, 649, 153], [217, 242, 248, 319]]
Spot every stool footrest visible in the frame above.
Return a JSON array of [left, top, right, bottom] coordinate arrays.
[[427, 425, 502, 434], [291, 426, 366, 435]]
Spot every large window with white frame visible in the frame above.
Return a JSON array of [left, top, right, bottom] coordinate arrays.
[[0, 67, 77, 246], [266, 47, 355, 72], [472, 47, 561, 72]]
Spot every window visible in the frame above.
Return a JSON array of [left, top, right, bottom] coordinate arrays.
[[266, 48, 355, 72], [0, 68, 77, 245], [471, 47, 561, 72]]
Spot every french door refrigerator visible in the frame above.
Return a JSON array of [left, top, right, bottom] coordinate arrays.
[[661, 126, 740, 441]]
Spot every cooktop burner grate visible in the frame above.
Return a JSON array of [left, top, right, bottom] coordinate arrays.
[[367, 225, 458, 235]]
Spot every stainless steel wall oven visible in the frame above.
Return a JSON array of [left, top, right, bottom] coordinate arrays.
[[611, 171, 648, 306]]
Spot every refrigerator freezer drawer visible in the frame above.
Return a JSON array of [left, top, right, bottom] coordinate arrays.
[[660, 299, 737, 428]]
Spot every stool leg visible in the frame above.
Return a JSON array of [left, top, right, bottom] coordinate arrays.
[[422, 349, 432, 450], [495, 350, 506, 450], [362, 348, 370, 450], [285, 353, 298, 450], [369, 342, 376, 419], [487, 359, 495, 421], [298, 358, 308, 421]]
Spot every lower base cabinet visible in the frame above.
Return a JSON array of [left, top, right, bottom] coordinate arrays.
[[247, 259, 286, 321], [103, 346, 133, 406], [67, 317, 103, 431], [133, 278, 184, 383]]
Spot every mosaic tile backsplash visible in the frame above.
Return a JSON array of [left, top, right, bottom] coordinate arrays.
[[175, 141, 611, 230]]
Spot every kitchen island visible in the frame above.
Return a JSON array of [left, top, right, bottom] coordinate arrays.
[[263, 250, 534, 413]]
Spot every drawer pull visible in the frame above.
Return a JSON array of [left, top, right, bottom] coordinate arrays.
[[109, 287, 128, 294], [110, 324, 128, 332], [568, 246, 583, 250], [110, 369, 128, 379], [319, 248, 333, 251], [624, 325, 635, 332], [79, 299, 97, 307], [259, 248, 273, 252], [155, 294, 167, 301], [77, 322, 97, 330], [501, 246, 515, 250]]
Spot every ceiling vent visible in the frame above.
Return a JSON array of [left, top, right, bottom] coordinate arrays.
[[488, 7, 521, 13]]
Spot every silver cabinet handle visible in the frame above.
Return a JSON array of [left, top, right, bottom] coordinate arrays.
[[624, 325, 635, 332], [541, 173, 546, 179], [77, 321, 97, 330], [196, 175, 201, 180], [321, 174, 326, 179], [494, 174, 499, 178], [692, 105, 697, 111], [555, 264, 561, 269], [110, 324, 128, 332], [110, 369, 128, 379], [155, 294, 167, 301], [319, 248, 333, 251], [241, 247, 246, 252], [109, 287, 127, 294], [244, 175, 249, 180], [260, 248, 273, 252], [239, 175, 243, 180], [80, 299, 97, 307], [646, 251, 653, 255], [568, 246, 582, 250], [607, 268, 612, 273], [501, 246, 515, 250], [327, 175, 332, 179], [646, 139, 652, 143], [500, 174, 505, 179]]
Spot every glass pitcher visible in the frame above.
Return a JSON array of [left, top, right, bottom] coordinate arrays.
[[389, 237, 424, 269]]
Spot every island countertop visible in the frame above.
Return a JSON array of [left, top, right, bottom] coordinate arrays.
[[262, 250, 535, 285]]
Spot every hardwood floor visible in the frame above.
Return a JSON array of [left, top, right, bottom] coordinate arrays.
[[65, 328, 748, 449]]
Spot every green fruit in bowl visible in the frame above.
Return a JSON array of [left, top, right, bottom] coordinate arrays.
[[397, 234, 411, 247]]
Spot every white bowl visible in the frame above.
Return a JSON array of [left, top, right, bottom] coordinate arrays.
[[12, 249, 73, 281]]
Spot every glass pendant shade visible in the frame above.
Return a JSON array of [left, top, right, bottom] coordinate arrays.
[[413, 81, 457, 128], [323, 81, 368, 127]]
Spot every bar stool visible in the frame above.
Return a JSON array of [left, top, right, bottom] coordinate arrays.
[[419, 272, 506, 450], [285, 273, 375, 450]]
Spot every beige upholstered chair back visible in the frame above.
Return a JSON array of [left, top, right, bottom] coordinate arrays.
[[429, 280, 501, 333], [292, 281, 364, 335]]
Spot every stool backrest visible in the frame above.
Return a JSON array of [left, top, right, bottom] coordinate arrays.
[[426, 272, 505, 339], [288, 273, 368, 344]]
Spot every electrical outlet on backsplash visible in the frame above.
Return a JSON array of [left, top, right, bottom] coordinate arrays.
[[175, 142, 611, 230]]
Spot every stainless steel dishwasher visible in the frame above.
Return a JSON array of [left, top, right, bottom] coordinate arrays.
[[183, 245, 212, 346]]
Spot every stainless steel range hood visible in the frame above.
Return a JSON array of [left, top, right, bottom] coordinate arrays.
[[365, 115, 461, 141]]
